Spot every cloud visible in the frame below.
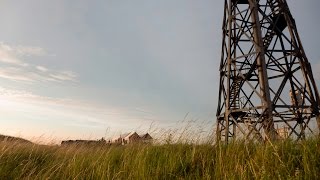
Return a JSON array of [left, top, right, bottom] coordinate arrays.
[[0, 66, 78, 83], [0, 67, 35, 82], [49, 71, 77, 82], [15, 46, 48, 56], [0, 87, 157, 133], [0, 42, 48, 57], [36, 65, 48, 72], [0, 42, 77, 83], [0, 43, 26, 65]]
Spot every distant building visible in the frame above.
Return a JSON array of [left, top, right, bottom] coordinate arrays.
[[61, 138, 106, 146], [112, 132, 153, 145], [140, 133, 153, 143], [62, 132, 153, 146], [123, 132, 141, 144]]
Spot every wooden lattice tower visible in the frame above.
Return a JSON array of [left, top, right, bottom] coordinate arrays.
[[216, 0, 320, 142]]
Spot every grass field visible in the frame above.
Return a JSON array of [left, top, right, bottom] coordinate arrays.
[[0, 137, 319, 179]]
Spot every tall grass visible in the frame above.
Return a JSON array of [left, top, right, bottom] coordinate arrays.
[[0, 138, 319, 179]]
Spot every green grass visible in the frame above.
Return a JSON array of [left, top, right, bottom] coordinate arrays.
[[0, 138, 319, 179]]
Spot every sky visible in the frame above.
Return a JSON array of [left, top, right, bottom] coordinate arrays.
[[0, 0, 319, 143]]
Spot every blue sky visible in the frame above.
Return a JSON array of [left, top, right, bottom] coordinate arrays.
[[0, 1, 319, 142]]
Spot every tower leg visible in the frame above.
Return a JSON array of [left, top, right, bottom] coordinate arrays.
[[248, 0, 277, 140], [317, 115, 320, 135]]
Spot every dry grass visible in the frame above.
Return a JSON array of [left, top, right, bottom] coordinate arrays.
[[0, 137, 319, 179]]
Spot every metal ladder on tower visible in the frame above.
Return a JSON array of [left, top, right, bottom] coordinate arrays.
[[230, 78, 241, 110]]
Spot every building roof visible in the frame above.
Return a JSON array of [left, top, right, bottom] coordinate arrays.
[[119, 131, 138, 139], [112, 132, 152, 141], [140, 133, 152, 139]]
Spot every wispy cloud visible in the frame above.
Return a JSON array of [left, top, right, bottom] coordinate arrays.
[[15, 45, 48, 57], [49, 71, 77, 82], [0, 87, 157, 132], [0, 43, 27, 66], [0, 67, 36, 82], [0, 42, 77, 83], [0, 66, 78, 83], [36, 65, 48, 72]]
